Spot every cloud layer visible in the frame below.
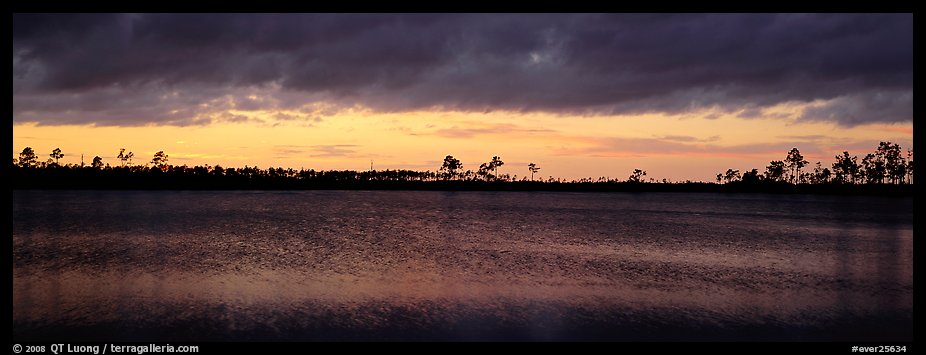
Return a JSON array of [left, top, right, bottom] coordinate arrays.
[[13, 13, 913, 126]]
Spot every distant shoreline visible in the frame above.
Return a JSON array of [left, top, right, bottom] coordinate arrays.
[[13, 140, 914, 197], [11, 178, 913, 197]]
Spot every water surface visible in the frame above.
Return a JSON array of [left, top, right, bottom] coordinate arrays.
[[13, 191, 913, 341]]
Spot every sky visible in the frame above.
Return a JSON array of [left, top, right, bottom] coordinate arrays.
[[12, 13, 913, 182]]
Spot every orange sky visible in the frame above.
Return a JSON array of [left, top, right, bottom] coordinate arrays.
[[12, 104, 913, 182]]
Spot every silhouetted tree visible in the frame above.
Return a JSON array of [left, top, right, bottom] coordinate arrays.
[[741, 169, 761, 184], [50, 148, 63, 166], [832, 151, 859, 184], [716, 173, 723, 184], [627, 169, 646, 183], [765, 160, 785, 182], [811, 162, 831, 184], [151, 151, 169, 171], [820, 165, 831, 184], [528, 162, 540, 181], [785, 148, 808, 184], [118, 148, 135, 167], [491, 156, 504, 181], [723, 169, 741, 184], [861, 153, 886, 184], [477, 162, 491, 181], [475, 156, 505, 181], [879, 142, 905, 184], [91, 156, 104, 169], [18, 147, 37, 168], [439, 155, 462, 180]]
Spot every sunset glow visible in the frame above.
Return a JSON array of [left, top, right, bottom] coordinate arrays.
[[13, 108, 912, 182]]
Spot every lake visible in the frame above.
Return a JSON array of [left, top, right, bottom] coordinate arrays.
[[12, 190, 913, 341]]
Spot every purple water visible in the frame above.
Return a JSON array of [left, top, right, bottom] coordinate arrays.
[[13, 190, 913, 341]]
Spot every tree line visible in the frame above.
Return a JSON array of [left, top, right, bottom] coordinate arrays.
[[715, 142, 913, 186], [11, 142, 913, 193]]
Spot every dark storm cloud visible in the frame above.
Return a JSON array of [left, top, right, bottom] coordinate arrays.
[[797, 90, 913, 125], [12, 13, 912, 126]]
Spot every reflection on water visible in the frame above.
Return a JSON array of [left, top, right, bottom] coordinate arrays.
[[13, 191, 913, 341]]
